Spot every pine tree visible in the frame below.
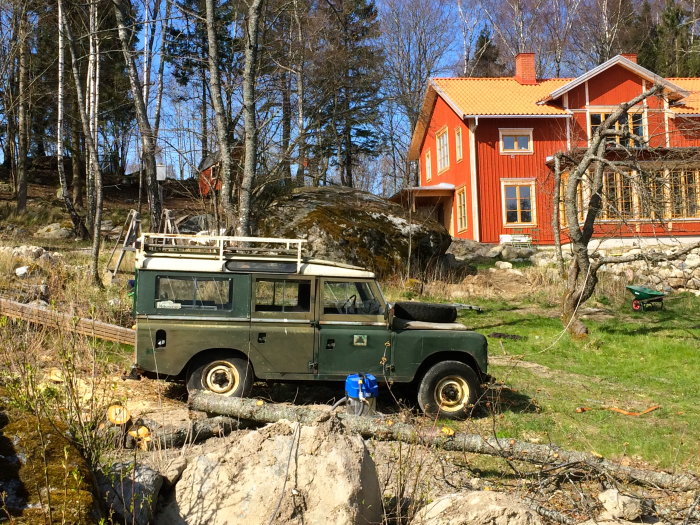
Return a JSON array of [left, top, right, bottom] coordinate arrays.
[[309, 0, 384, 188], [655, 0, 691, 77], [466, 27, 508, 77]]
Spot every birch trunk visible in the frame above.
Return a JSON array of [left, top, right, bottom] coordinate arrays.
[[16, 9, 28, 212], [112, 0, 162, 230], [63, 7, 104, 286], [238, 0, 265, 236], [204, 0, 235, 228], [56, 0, 88, 240]]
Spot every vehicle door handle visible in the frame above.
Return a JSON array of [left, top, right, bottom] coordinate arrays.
[[326, 339, 335, 350], [258, 333, 266, 343]]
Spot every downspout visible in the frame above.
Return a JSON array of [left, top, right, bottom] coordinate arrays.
[[468, 116, 480, 242]]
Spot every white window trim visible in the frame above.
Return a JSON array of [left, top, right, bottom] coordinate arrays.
[[455, 127, 463, 162], [455, 185, 467, 233], [436, 127, 449, 173], [500, 178, 537, 227], [424, 149, 432, 181], [499, 128, 533, 155]]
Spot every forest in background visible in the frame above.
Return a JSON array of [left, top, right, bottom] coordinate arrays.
[[2, 0, 700, 239]]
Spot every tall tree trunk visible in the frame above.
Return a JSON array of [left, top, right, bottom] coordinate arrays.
[[63, 7, 104, 286], [292, 0, 305, 186], [16, 9, 28, 212], [153, 0, 170, 139], [238, 0, 265, 236], [281, 71, 291, 183], [112, 0, 162, 230], [57, 0, 88, 240], [70, 114, 84, 207], [205, 0, 235, 227]]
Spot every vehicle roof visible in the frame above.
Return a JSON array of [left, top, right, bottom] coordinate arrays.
[[137, 255, 376, 278], [133, 233, 376, 278]]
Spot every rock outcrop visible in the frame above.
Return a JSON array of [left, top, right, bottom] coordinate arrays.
[[156, 420, 383, 525], [258, 186, 451, 277], [411, 490, 543, 525]]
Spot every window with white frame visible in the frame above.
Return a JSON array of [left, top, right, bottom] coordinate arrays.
[[424, 150, 432, 181], [436, 128, 449, 172], [499, 129, 533, 154], [455, 127, 463, 162], [456, 186, 467, 232], [502, 179, 536, 225]]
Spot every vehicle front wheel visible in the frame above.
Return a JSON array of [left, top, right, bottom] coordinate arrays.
[[186, 353, 253, 398], [417, 361, 480, 419]]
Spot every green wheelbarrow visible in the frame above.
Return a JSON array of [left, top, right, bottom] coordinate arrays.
[[625, 285, 666, 311]]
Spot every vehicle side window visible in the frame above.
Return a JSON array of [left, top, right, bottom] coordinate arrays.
[[323, 281, 382, 315], [255, 279, 311, 313], [155, 276, 232, 311]]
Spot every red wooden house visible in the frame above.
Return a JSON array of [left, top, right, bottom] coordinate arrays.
[[403, 53, 700, 245]]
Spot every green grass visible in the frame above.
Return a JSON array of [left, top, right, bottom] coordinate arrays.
[[461, 292, 700, 473]]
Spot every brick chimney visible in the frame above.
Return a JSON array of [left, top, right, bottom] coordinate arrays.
[[621, 53, 638, 63], [515, 53, 537, 85]]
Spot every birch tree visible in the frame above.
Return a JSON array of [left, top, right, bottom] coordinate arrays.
[[204, 0, 236, 226], [112, 0, 162, 229], [56, 0, 87, 239], [62, 5, 104, 285], [15, 4, 28, 212], [238, 0, 265, 235]]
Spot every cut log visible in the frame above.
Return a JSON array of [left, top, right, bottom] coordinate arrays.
[[189, 393, 699, 491], [140, 415, 240, 449]]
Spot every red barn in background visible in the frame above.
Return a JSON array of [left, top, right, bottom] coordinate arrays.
[[401, 53, 700, 245]]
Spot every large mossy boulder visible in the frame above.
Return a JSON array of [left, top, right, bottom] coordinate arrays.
[[258, 186, 451, 276]]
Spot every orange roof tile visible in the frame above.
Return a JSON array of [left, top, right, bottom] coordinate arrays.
[[667, 78, 700, 114], [432, 77, 572, 116]]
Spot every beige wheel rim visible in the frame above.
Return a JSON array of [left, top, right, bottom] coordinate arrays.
[[434, 375, 470, 413], [204, 362, 240, 394]]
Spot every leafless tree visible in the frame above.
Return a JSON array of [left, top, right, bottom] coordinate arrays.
[[62, 4, 104, 285], [380, 0, 456, 186], [555, 84, 700, 336], [205, 0, 236, 227], [56, 0, 87, 240], [15, 4, 28, 212], [239, 0, 265, 236], [113, 0, 162, 230]]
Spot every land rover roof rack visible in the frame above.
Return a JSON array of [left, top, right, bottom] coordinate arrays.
[[137, 233, 307, 272]]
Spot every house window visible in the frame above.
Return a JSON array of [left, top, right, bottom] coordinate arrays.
[[670, 170, 700, 218], [456, 187, 467, 232], [499, 129, 533, 154], [599, 172, 634, 220], [638, 171, 667, 220], [590, 112, 644, 147], [455, 127, 463, 162], [559, 173, 584, 226], [424, 150, 432, 181], [502, 180, 536, 225], [436, 128, 449, 172]]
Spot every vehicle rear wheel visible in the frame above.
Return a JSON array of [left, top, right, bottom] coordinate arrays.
[[417, 361, 479, 420], [187, 353, 253, 397]]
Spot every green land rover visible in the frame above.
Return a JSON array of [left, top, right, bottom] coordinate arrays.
[[132, 234, 488, 419]]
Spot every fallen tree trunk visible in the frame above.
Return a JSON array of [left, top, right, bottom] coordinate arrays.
[[140, 415, 240, 449], [189, 393, 698, 491]]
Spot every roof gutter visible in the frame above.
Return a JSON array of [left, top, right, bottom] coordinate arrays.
[[462, 113, 571, 119]]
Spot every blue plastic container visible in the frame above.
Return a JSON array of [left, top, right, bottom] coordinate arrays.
[[345, 373, 379, 399]]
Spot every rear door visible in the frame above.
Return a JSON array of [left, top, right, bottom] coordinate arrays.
[[316, 279, 391, 379], [249, 275, 316, 378]]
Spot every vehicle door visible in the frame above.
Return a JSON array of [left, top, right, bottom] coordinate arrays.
[[249, 275, 316, 378], [316, 279, 391, 379]]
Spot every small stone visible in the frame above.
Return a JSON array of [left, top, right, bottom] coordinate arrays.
[[495, 261, 513, 270], [15, 266, 30, 277], [598, 488, 643, 521]]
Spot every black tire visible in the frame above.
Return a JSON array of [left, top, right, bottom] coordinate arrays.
[[186, 353, 254, 398], [394, 301, 457, 323], [417, 361, 479, 420]]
